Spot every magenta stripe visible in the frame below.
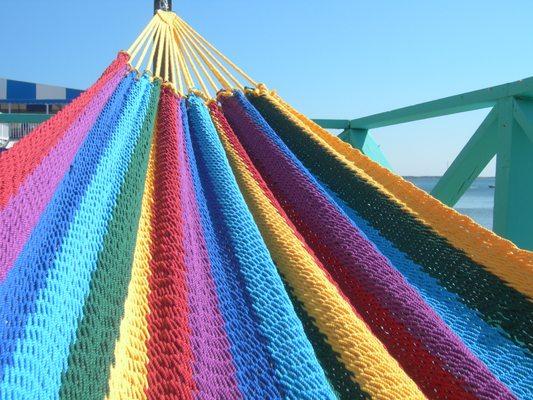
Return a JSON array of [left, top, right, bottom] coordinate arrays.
[[0, 67, 127, 281], [177, 99, 241, 398], [219, 92, 516, 400]]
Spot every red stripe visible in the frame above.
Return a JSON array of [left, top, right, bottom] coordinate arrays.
[[0, 52, 128, 209], [213, 101, 477, 400], [146, 88, 196, 400]]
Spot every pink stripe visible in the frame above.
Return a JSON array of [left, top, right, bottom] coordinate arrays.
[[0, 67, 127, 281], [0, 53, 129, 210]]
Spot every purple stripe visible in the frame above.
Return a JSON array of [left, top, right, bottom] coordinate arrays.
[[0, 67, 126, 281], [220, 92, 515, 400], [177, 99, 241, 399]]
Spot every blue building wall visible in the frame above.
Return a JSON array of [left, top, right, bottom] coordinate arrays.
[[0, 78, 83, 105]]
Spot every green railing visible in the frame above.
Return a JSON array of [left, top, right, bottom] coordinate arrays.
[[0, 113, 51, 147], [0, 113, 51, 124], [315, 77, 533, 250]]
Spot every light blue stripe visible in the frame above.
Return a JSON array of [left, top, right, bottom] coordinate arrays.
[[0, 76, 152, 400], [181, 99, 282, 399], [187, 94, 334, 400], [0, 74, 134, 382]]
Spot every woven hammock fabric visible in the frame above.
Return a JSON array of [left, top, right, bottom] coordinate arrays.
[[0, 51, 532, 400]]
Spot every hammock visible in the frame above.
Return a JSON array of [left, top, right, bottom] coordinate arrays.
[[0, 10, 531, 400]]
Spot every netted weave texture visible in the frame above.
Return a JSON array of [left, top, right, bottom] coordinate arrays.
[[0, 53, 531, 400], [220, 91, 517, 400]]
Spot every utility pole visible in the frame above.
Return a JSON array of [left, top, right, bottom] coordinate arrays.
[[154, 0, 172, 14]]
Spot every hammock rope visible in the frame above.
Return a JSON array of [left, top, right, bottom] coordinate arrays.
[[0, 8, 531, 400], [128, 11, 257, 98]]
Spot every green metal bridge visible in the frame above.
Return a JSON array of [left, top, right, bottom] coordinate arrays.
[[1, 77, 532, 250]]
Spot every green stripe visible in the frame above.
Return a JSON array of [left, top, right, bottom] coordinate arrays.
[[59, 82, 160, 400], [248, 92, 533, 352], [283, 280, 370, 400]]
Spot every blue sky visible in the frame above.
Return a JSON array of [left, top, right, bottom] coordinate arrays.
[[2, 0, 532, 175]]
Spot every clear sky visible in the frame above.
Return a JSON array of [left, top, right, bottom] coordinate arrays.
[[2, 0, 532, 176]]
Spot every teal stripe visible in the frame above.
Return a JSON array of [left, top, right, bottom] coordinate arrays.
[[59, 81, 160, 400]]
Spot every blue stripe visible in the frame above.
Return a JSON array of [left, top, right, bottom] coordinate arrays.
[[182, 98, 282, 399], [187, 94, 334, 400], [0, 73, 134, 382], [0, 74, 152, 399], [320, 183, 533, 400]]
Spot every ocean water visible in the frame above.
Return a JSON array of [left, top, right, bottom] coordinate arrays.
[[405, 177, 495, 230]]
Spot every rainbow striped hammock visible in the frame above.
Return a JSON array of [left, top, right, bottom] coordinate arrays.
[[0, 10, 531, 400]]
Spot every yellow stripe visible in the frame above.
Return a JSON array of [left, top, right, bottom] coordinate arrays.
[[212, 111, 427, 400], [256, 89, 533, 299], [106, 141, 156, 400]]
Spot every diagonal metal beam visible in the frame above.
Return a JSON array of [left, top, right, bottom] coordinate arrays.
[[338, 128, 393, 170], [430, 107, 499, 206]]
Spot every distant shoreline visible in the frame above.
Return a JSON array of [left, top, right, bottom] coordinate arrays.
[[403, 176, 494, 229]]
